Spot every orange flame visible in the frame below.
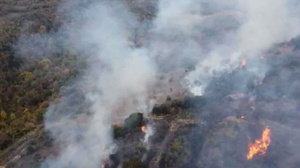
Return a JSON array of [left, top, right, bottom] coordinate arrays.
[[141, 125, 146, 132], [247, 127, 271, 160], [240, 59, 247, 68], [101, 158, 108, 168]]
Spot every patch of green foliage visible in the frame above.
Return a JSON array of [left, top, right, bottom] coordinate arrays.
[[0, 49, 83, 150], [123, 157, 146, 168], [151, 104, 171, 116], [171, 138, 182, 152], [135, 146, 147, 155], [0, 21, 18, 50], [113, 125, 124, 139], [124, 113, 143, 130]]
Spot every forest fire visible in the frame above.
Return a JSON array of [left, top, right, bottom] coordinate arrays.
[[240, 59, 247, 68], [101, 158, 108, 168], [141, 125, 146, 132], [247, 127, 271, 160]]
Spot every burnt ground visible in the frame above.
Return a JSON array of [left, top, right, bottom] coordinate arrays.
[[2, 38, 300, 168], [1, 0, 300, 168]]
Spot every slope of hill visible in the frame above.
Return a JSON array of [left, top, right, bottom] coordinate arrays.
[[0, 0, 82, 153], [1, 0, 300, 168]]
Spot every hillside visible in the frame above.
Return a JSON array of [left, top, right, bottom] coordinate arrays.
[[2, 43, 300, 167], [1, 0, 300, 168], [0, 0, 82, 152]]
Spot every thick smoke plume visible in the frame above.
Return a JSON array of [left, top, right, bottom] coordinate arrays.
[[184, 0, 300, 95], [13, 0, 300, 167], [42, 1, 155, 168]]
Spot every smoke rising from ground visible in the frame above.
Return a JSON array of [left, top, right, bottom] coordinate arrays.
[[42, 1, 155, 167], [12, 0, 300, 167], [184, 0, 300, 95]]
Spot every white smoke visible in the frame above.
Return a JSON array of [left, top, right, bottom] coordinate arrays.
[[149, 0, 204, 72], [42, 1, 155, 168], [38, 0, 300, 167], [142, 125, 154, 149], [183, 0, 300, 95], [237, 0, 300, 55]]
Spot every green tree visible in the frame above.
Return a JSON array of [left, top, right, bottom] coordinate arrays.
[[9, 113, 16, 121], [0, 110, 7, 120], [20, 71, 34, 80], [38, 25, 47, 34], [38, 59, 51, 70]]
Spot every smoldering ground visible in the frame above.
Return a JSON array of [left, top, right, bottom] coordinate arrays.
[[11, 0, 300, 168]]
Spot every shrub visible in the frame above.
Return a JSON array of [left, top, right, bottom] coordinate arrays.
[[171, 139, 182, 152], [38, 25, 47, 34], [124, 113, 143, 130], [123, 158, 146, 168], [9, 113, 16, 121], [151, 104, 170, 116], [35, 108, 45, 122], [113, 125, 124, 139], [20, 71, 34, 80], [38, 59, 51, 70], [0, 111, 7, 120]]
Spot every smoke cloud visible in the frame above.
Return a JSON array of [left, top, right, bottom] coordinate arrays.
[[184, 0, 300, 95], [237, 0, 300, 55], [12, 0, 300, 167], [42, 1, 155, 167]]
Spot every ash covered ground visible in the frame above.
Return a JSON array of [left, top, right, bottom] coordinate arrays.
[[1, 0, 300, 168]]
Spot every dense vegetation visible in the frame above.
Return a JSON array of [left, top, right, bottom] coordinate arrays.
[[0, 0, 83, 151], [0, 0, 156, 155], [0, 50, 82, 150]]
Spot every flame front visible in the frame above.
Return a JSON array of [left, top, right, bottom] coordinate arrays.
[[247, 127, 271, 160], [141, 125, 146, 132], [240, 59, 247, 68]]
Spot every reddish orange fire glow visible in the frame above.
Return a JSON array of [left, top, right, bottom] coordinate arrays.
[[141, 125, 146, 132], [247, 127, 271, 160], [240, 59, 247, 68], [101, 158, 108, 168]]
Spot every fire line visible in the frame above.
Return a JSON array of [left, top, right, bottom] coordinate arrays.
[[141, 125, 146, 132], [247, 126, 271, 160]]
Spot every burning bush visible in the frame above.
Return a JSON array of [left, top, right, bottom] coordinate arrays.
[[124, 113, 144, 131]]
